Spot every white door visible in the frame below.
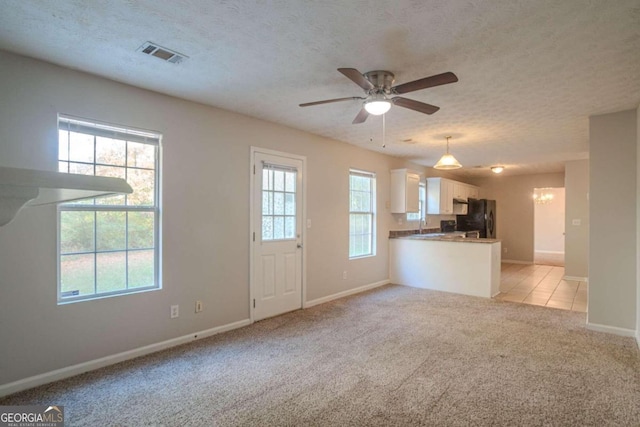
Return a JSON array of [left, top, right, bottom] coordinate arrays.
[[252, 151, 303, 321]]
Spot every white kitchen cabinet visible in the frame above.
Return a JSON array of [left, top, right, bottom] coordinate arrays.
[[426, 177, 454, 214], [390, 169, 420, 213], [453, 182, 467, 200], [468, 186, 479, 199], [427, 178, 480, 215]]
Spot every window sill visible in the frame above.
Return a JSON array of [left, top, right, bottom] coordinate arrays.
[[57, 286, 161, 305], [349, 254, 376, 260]]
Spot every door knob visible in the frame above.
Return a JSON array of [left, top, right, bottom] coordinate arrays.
[[297, 243, 303, 249]]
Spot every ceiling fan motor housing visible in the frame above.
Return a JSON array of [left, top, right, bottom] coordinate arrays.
[[364, 70, 395, 94]]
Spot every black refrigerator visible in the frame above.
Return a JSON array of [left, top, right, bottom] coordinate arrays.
[[456, 198, 496, 238]]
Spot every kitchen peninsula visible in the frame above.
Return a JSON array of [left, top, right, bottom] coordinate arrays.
[[389, 234, 501, 298]]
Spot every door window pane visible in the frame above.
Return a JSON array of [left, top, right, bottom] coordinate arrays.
[[261, 166, 297, 241]]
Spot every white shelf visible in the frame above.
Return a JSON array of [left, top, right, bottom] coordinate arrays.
[[0, 166, 133, 226]]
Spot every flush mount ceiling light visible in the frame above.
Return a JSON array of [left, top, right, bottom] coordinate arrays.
[[491, 166, 505, 174], [434, 136, 462, 170], [363, 93, 391, 115]]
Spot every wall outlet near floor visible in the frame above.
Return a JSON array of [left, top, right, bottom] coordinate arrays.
[[195, 300, 203, 313], [342, 271, 347, 280], [170, 305, 179, 319], [572, 219, 581, 226]]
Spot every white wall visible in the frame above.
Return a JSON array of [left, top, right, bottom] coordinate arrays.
[[637, 105, 640, 344], [589, 109, 637, 332], [564, 160, 589, 278], [471, 173, 565, 263], [0, 51, 430, 386], [534, 187, 565, 253]]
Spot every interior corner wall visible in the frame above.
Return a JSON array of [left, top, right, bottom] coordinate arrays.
[[589, 109, 637, 331], [637, 105, 640, 343], [0, 50, 423, 387], [564, 160, 589, 278], [470, 173, 565, 263]]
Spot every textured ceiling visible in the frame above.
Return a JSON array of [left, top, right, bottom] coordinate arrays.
[[0, 0, 638, 176]]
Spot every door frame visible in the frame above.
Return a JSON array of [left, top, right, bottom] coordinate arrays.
[[249, 146, 307, 323]]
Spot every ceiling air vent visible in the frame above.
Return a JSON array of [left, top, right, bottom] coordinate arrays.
[[138, 42, 187, 64]]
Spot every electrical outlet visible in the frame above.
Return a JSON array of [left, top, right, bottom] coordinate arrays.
[[572, 219, 581, 226], [195, 300, 203, 313], [170, 305, 179, 319], [342, 271, 347, 280]]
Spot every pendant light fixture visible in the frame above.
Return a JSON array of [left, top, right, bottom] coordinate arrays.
[[434, 136, 462, 170]]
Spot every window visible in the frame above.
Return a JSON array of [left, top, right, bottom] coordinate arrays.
[[407, 182, 426, 222], [261, 164, 297, 241], [57, 115, 161, 302], [349, 169, 376, 258]]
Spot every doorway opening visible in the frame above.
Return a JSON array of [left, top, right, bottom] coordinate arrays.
[[533, 187, 565, 266]]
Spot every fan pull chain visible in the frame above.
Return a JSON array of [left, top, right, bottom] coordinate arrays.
[[382, 114, 386, 148]]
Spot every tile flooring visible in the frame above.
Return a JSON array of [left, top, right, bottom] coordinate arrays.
[[496, 263, 587, 312]]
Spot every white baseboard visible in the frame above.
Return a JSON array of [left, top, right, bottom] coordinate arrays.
[[586, 322, 636, 337], [563, 275, 588, 282], [501, 259, 533, 265], [535, 250, 564, 255], [0, 318, 251, 398], [304, 279, 390, 308]]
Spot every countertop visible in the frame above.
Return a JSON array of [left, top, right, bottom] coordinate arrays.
[[391, 233, 501, 244]]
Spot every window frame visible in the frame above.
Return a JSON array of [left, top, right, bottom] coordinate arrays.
[[407, 181, 426, 222], [260, 163, 298, 242], [349, 168, 376, 259], [56, 114, 162, 304]]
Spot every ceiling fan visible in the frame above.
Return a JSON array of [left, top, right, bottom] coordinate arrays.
[[299, 68, 458, 124]]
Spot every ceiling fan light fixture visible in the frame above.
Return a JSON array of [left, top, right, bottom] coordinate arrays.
[[364, 93, 391, 115], [433, 136, 462, 170], [491, 166, 504, 174]]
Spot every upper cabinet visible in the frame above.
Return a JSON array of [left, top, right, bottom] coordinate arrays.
[[426, 177, 479, 215], [468, 186, 479, 199], [426, 177, 454, 215], [390, 169, 420, 213], [452, 182, 468, 200]]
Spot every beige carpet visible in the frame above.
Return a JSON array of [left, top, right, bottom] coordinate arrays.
[[2, 284, 639, 426]]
